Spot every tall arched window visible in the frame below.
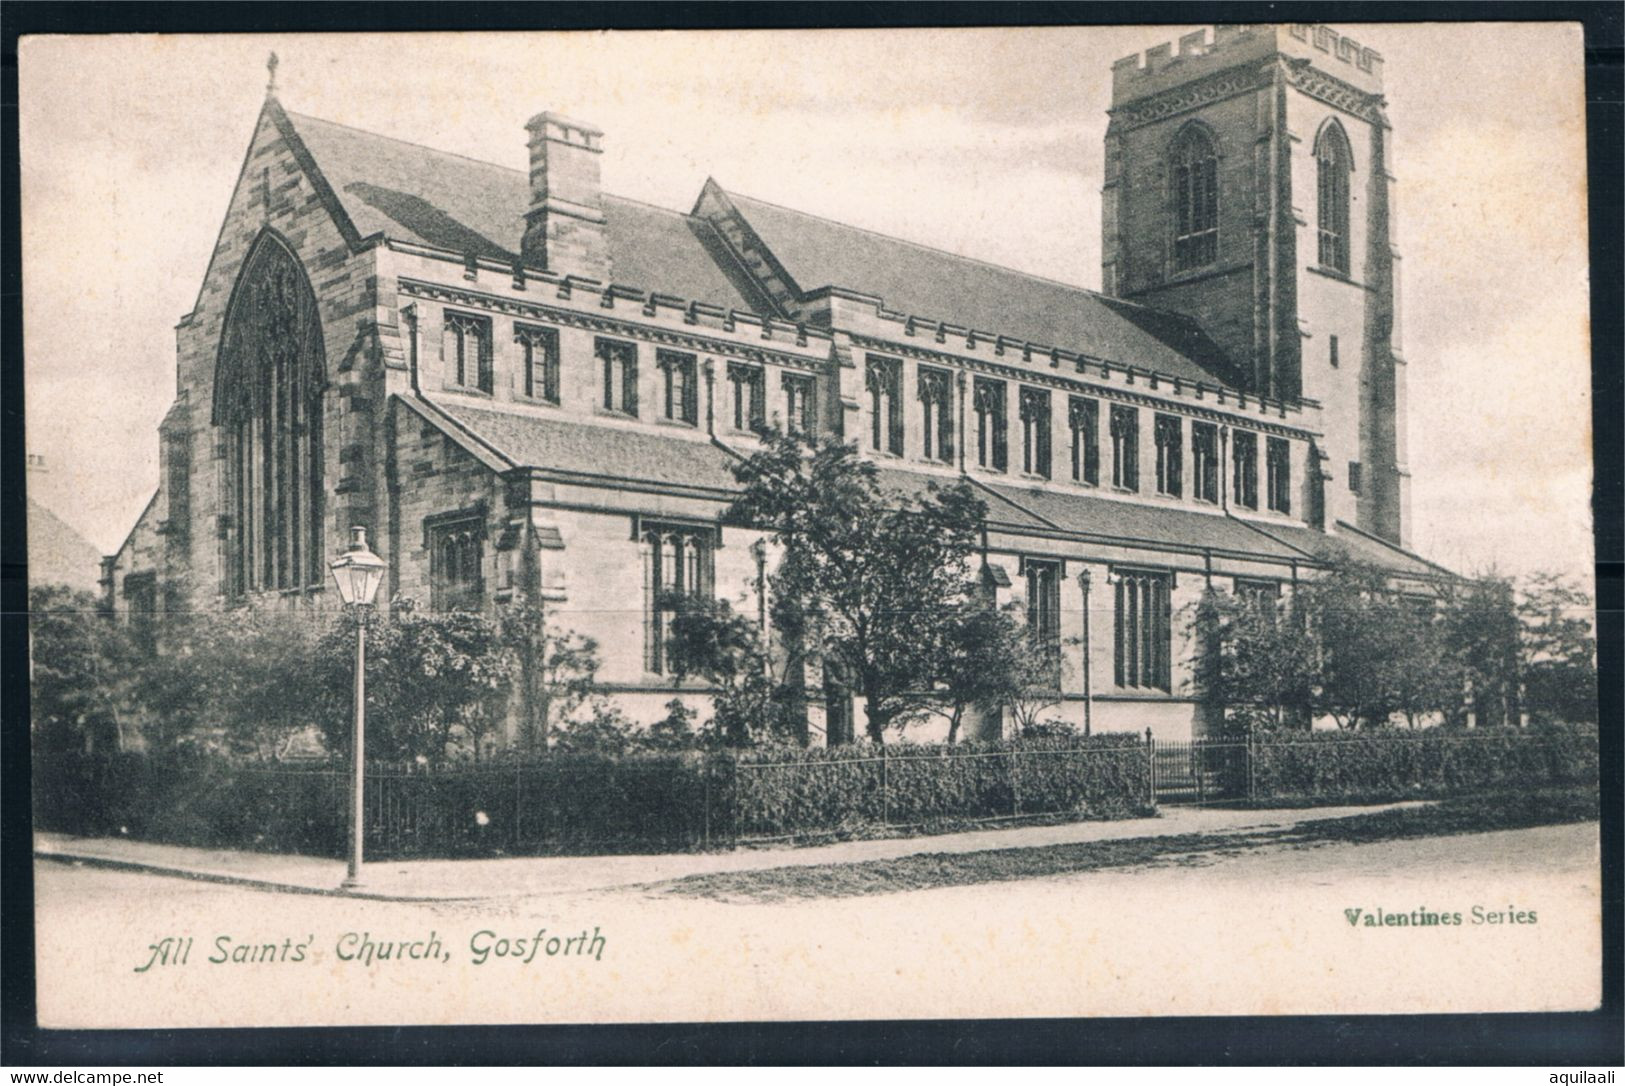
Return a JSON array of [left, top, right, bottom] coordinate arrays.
[[1170, 126, 1219, 271], [213, 232, 327, 597], [1316, 121, 1353, 273]]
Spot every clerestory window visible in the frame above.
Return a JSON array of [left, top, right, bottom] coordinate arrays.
[[784, 373, 816, 435], [1110, 404, 1140, 491], [515, 323, 560, 404], [1232, 429, 1259, 510], [1191, 422, 1219, 504], [1019, 388, 1052, 479], [658, 349, 699, 425], [1266, 437, 1292, 514], [918, 367, 954, 464], [973, 378, 1008, 472], [728, 362, 766, 432], [596, 337, 639, 416], [1068, 396, 1100, 485], [444, 311, 493, 394], [866, 356, 903, 455], [1154, 414, 1183, 497]]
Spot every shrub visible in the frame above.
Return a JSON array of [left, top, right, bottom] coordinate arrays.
[[28, 585, 140, 754], [35, 735, 1154, 857], [1250, 725, 1598, 803], [731, 733, 1150, 839], [33, 748, 719, 858], [645, 699, 702, 751]]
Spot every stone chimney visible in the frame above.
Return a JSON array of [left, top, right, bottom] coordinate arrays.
[[521, 112, 610, 280]]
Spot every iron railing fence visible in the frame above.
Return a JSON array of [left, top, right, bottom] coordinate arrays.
[[1148, 736, 1250, 805], [32, 727, 1597, 858], [31, 741, 1150, 858]]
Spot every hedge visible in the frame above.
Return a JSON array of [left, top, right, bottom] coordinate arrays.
[[33, 734, 1153, 858], [1249, 724, 1598, 803], [32, 751, 718, 859], [730, 733, 1152, 839]]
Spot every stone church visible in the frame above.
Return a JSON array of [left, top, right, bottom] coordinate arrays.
[[104, 23, 1443, 745]]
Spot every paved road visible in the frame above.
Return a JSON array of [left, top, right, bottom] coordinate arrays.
[[36, 800, 1429, 900], [33, 822, 1601, 1028]]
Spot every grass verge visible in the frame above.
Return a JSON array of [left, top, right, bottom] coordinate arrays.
[[652, 786, 1597, 903]]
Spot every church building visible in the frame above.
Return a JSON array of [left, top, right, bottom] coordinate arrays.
[[104, 24, 1444, 745]]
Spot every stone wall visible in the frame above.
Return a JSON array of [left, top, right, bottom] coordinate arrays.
[[153, 100, 393, 615]]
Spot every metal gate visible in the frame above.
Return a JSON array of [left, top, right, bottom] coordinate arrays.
[[1150, 736, 1250, 804]]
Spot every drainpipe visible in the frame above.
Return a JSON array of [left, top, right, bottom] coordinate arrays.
[[402, 304, 420, 395], [703, 358, 716, 437], [956, 370, 968, 474]]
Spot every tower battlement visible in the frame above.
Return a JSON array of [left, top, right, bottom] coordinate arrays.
[[1111, 24, 1384, 105]]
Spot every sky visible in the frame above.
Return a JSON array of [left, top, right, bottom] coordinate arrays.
[[17, 23, 1594, 581]]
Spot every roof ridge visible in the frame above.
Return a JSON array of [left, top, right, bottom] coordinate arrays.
[[601, 192, 701, 220], [284, 110, 711, 223], [279, 115, 1201, 329], [1333, 519, 1455, 576], [725, 186, 1209, 325], [284, 109, 528, 178], [723, 186, 1131, 309]]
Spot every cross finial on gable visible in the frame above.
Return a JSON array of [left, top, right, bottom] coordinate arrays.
[[266, 52, 279, 97]]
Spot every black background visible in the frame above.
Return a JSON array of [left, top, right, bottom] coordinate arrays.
[[2, 0, 1620, 1067]]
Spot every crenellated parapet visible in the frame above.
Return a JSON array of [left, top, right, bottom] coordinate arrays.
[[1287, 24, 1383, 80], [1111, 24, 1383, 111]]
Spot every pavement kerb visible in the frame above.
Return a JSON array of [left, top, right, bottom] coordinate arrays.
[[33, 801, 1433, 902], [33, 851, 486, 902]]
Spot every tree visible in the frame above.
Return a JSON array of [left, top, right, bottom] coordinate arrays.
[[28, 584, 136, 753], [728, 430, 989, 743], [208, 609, 337, 759], [521, 611, 603, 752], [663, 592, 792, 747], [916, 601, 1025, 743], [125, 610, 215, 753], [1387, 601, 1463, 728], [1192, 587, 1318, 733], [1517, 571, 1597, 725], [1436, 572, 1521, 727], [1004, 618, 1073, 736], [313, 600, 536, 763]]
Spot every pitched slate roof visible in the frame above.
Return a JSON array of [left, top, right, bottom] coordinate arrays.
[[872, 466, 1052, 532], [276, 107, 1243, 390], [976, 481, 1307, 561], [1240, 518, 1446, 579], [715, 188, 1247, 389], [281, 110, 769, 313], [435, 396, 1437, 576], [439, 403, 743, 493], [27, 497, 104, 592]]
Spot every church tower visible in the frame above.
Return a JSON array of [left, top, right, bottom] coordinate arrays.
[[1101, 24, 1410, 545]]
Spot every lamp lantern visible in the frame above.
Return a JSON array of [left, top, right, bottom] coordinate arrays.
[[329, 526, 386, 607]]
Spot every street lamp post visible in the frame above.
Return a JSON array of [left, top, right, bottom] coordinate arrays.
[[1078, 568, 1093, 737], [329, 525, 385, 890]]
